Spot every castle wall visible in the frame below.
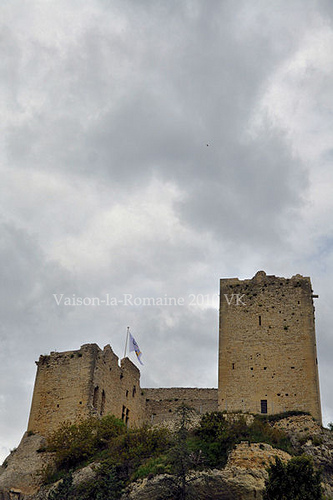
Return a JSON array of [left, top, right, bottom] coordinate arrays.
[[27, 344, 98, 436], [91, 346, 146, 426], [218, 271, 322, 422], [144, 388, 218, 424], [27, 344, 146, 436]]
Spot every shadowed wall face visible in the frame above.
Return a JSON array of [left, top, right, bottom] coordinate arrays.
[[218, 271, 321, 422]]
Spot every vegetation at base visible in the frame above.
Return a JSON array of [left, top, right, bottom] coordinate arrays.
[[193, 411, 295, 467], [48, 472, 74, 500], [255, 410, 311, 423], [43, 415, 172, 497], [263, 455, 324, 499], [46, 414, 127, 470], [42, 409, 315, 499]]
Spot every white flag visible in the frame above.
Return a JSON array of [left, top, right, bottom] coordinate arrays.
[[129, 332, 144, 365]]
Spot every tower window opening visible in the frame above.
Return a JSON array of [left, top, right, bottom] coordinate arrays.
[[100, 390, 106, 416], [259, 315, 261, 326], [261, 400, 268, 414], [232, 363, 235, 370], [93, 386, 99, 409]]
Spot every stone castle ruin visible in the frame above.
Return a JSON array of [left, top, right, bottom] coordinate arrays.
[[27, 344, 218, 436], [0, 271, 323, 497], [27, 271, 321, 437]]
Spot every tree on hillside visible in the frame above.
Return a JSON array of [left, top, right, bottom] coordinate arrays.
[[263, 455, 324, 500], [160, 404, 200, 500]]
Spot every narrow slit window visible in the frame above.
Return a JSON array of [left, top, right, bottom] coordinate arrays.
[[93, 386, 99, 409], [259, 315, 262, 326], [100, 390, 106, 416], [260, 399, 268, 414]]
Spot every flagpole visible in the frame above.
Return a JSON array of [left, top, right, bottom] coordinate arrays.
[[124, 326, 129, 358]]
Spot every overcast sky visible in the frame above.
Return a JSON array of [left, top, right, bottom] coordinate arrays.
[[1, 0, 333, 462]]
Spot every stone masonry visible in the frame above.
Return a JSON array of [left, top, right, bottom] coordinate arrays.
[[144, 388, 218, 425], [218, 271, 321, 422], [27, 271, 322, 439], [27, 344, 146, 436], [27, 345, 217, 436]]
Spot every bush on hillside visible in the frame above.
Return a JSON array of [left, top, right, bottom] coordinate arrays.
[[263, 455, 324, 500]]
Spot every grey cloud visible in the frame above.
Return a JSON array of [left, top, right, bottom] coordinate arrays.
[[0, 0, 333, 462]]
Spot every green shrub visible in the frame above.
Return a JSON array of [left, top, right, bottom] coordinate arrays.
[[263, 455, 324, 500], [107, 425, 171, 478], [46, 415, 126, 470], [47, 472, 74, 499], [75, 463, 127, 500], [45, 417, 172, 497], [299, 434, 323, 447], [194, 412, 295, 467], [134, 455, 172, 479]]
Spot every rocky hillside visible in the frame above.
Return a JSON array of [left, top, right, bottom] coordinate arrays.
[[0, 412, 332, 499]]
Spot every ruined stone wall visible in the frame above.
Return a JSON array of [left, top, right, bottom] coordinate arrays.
[[144, 388, 218, 424], [218, 271, 322, 422], [91, 347, 146, 427], [27, 344, 98, 436], [27, 344, 146, 436]]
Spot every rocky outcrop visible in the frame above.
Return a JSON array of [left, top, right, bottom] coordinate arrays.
[[123, 442, 291, 500], [0, 433, 53, 497], [27, 463, 98, 500], [273, 415, 333, 499]]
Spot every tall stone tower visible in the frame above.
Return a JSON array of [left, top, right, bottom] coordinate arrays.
[[218, 271, 321, 422]]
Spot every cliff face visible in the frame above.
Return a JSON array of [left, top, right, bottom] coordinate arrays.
[[0, 432, 53, 497]]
